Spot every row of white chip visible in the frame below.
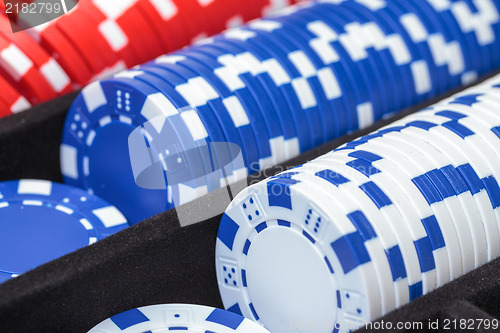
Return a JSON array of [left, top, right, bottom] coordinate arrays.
[[216, 73, 500, 333]]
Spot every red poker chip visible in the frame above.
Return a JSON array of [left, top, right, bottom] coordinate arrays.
[[0, 91, 13, 118], [56, 7, 118, 76], [195, 0, 241, 35], [77, 2, 136, 70], [0, 16, 72, 95], [0, 33, 58, 104], [80, 0, 163, 66], [77, 0, 140, 68], [234, 0, 264, 22], [116, 2, 166, 64], [0, 74, 30, 117], [175, 0, 212, 40], [27, 23, 93, 87], [135, 0, 180, 54], [135, 0, 190, 52], [0, 0, 303, 114]]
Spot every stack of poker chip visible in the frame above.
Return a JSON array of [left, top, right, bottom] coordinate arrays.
[[0, 179, 128, 284], [88, 304, 271, 332], [0, 0, 298, 117], [215, 74, 500, 333], [61, 0, 500, 224]]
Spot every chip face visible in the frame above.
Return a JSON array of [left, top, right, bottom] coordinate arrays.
[[216, 176, 384, 333], [0, 179, 128, 284], [216, 64, 500, 333], [87, 304, 270, 333]]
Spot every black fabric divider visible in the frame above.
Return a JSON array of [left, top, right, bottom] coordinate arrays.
[[0, 72, 499, 332], [0, 91, 78, 183]]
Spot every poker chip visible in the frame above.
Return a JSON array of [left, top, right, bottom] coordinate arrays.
[[87, 304, 271, 333], [0, 179, 128, 284], [62, 0, 500, 225], [0, 14, 72, 97], [0, 74, 30, 116], [216, 74, 500, 333], [26, 20, 94, 86], [0, 30, 58, 104], [141, 55, 248, 182]]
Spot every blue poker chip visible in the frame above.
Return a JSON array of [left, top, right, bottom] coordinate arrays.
[[403, 0, 467, 88], [267, 11, 356, 137], [428, 1, 481, 81], [169, 47, 262, 174], [211, 38, 287, 143], [234, 25, 325, 148], [251, 14, 358, 135], [229, 27, 314, 152], [0, 179, 128, 284], [210, 35, 301, 161], [229, 22, 325, 148], [396, 0, 460, 91], [87, 304, 271, 333], [140, 58, 248, 183], [433, 0, 492, 77], [148, 54, 229, 147], [261, 15, 342, 142], [127, 64, 223, 192], [193, 43, 276, 170], [386, 1, 444, 97], [61, 76, 208, 224], [311, 2, 393, 117], [488, 0, 500, 69], [296, 4, 376, 131], [120, 70, 212, 184], [211, 33, 300, 155], [306, 3, 382, 126], [206, 38, 287, 167], [336, 0, 414, 110]]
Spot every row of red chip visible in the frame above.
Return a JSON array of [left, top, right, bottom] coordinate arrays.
[[0, 0, 299, 118]]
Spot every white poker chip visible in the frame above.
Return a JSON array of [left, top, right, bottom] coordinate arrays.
[[366, 132, 464, 279], [315, 153, 433, 295], [282, 170, 396, 313], [392, 109, 500, 260], [338, 138, 459, 285], [382, 122, 489, 269], [216, 72, 500, 333], [216, 173, 384, 333], [380, 129, 477, 273], [294, 161, 408, 310], [87, 304, 270, 333]]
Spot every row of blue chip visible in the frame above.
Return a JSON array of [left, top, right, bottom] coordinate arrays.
[[215, 74, 500, 333], [61, 0, 500, 224]]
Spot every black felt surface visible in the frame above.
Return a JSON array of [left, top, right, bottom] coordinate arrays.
[[1, 72, 500, 332]]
